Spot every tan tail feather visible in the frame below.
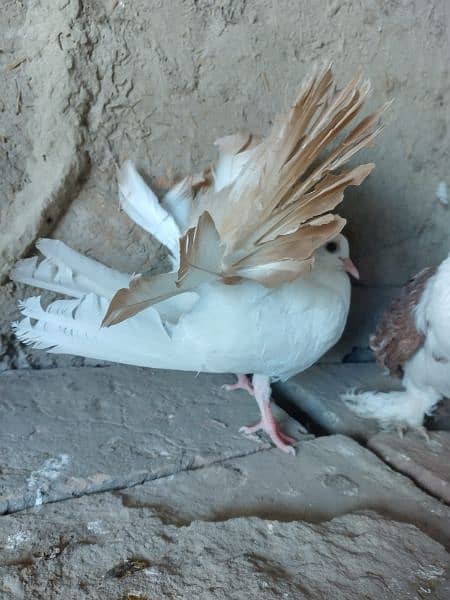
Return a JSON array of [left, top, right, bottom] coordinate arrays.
[[214, 131, 254, 155], [102, 272, 179, 327], [103, 212, 225, 327]]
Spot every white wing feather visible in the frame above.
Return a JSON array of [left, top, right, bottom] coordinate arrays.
[[117, 136, 258, 269], [118, 160, 180, 264], [160, 177, 194, 233], [11, 239, 129, 299], [13, 294, 172, 366]]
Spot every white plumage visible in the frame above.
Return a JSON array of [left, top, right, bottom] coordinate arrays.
[[12, 68, 382, 453], [344, 258, 450, 433], [118, 160, 181, 267], [13, 252, 350, 378]]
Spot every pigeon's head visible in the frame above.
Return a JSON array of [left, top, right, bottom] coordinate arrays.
[[315, 234, 359, 279]]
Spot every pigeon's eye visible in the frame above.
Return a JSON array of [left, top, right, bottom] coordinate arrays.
[[326, 241, 338, 253]]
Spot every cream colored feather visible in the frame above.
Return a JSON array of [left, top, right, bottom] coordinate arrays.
[[103, 67, 384, 327]]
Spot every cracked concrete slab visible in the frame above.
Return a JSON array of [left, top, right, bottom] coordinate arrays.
[[0, 366, 306, 514], [2, 367, 450, 596], [0, 492, 449, 599], [115, 434, 450, 551], [369, 431, 450, 504]]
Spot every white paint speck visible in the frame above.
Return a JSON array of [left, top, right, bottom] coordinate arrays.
[[6, 530, 30, 550], [33, 488, 44, 507], [436, 181, 448, 205], [87, 520, 105, 535], [144, 568, 162, 579], [26, 454, 71, 507]]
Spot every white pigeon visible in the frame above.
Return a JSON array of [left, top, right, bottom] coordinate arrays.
[[343, 260, 450, 435], [11, 68, 382, 453]]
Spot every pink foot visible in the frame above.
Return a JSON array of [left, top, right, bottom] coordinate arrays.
[[222, 374, 254, 396], [239, 374, 297, 455], [240, 420, 296, 454]]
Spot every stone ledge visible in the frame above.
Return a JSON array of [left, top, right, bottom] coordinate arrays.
[[0, 365, 306, 514], [0, 488, 448, 598], [369, 431, 450, 504], [115, 433, 450, 550]]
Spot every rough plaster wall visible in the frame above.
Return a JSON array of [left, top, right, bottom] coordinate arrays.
[[0, 0, 449, 367]]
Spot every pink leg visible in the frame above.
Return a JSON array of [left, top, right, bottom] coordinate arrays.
[[239, 374, 296, 455], [222, 374, 254, 396]]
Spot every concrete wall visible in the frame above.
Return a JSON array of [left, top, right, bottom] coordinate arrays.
[[1, 0, 449, 367]]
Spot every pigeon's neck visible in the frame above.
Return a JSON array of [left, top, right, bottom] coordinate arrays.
[[307, 267, 351, 302]]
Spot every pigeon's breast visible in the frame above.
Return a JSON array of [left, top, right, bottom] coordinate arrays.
[[420, 257, 450, 361], [271, 276, 351, 380], [170, 275, 350, 379]]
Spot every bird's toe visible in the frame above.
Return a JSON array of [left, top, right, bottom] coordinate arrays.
[[239, 419, 297, 454]]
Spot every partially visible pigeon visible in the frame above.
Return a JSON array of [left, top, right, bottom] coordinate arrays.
[[11, 68, 383, 453], [343, 261, 450, 435]]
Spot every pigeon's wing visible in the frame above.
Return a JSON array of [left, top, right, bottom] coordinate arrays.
[[105, 67, 385, 326], [208, 69, 383, 265], [370, 267, 437, 378]]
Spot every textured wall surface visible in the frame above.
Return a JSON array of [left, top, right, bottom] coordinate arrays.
[[1, 0, 449, 367]]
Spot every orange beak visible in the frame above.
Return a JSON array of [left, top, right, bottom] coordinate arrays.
[[341, 257, 360, 280]]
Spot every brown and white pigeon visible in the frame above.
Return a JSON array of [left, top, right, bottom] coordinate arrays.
[[11, 68, 383, 453], [343, 262, 450, 434]]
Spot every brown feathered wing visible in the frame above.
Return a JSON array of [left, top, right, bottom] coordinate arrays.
[[370, 267, 437, 378]]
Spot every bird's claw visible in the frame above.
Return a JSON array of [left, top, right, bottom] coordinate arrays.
[[415, 425, 431, 444], [396, 423, 407, 439], [222, 374, 254, 396], [239, 421, 296, 455], [395, 423, 431, 444]]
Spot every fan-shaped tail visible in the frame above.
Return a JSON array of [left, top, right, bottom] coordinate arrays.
[[12, 293, 173, 366]]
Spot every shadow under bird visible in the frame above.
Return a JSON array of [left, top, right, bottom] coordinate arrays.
[[11, 67, 385, 453]]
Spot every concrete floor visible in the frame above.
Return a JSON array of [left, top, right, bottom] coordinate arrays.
[[1, 364, 450, 598]]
